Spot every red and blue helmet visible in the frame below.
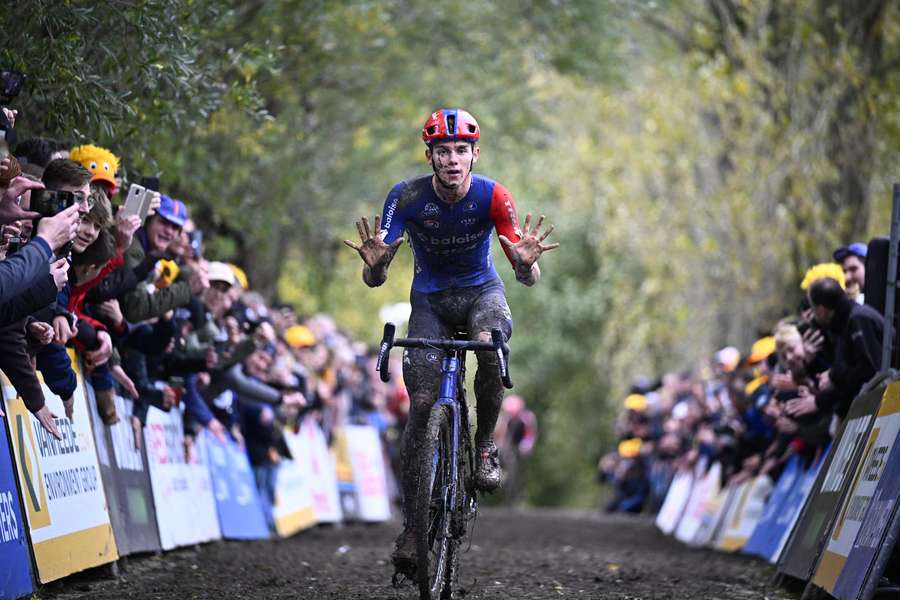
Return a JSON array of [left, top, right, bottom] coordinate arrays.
[[421, 108, 480, 145]]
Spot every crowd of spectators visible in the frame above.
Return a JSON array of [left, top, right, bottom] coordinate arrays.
[[600, 243, 886, 515], [0, 105, 409, 526]]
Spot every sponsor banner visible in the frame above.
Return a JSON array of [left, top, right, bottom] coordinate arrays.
[[777, 384, 884, 581], [85, 385, 161, 556], [283, 417, 342, 523], [0, 413, 34, 599], [331, 428, 361, 521], [655, 470, 693, 535], [694, 476, 736, 547], [813, 382, 900, 596], [771, 450, 827, 563], [831, 426, 900, 600], [144, 406, 221, 550], [1, 356, 118, 583], [717, 475, 773, 552], [201, 430, 269, 540], [675, 461, 721, 545], [343, 425, 391, 522], [272, 455, 316, 537], [742, 454, 803, 559]]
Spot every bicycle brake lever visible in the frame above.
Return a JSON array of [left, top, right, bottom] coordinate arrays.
[[378, 322, 395, 382], [490, 328, 513, 389]]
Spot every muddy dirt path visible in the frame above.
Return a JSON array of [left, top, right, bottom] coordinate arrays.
[[42, 509, 793, 600]]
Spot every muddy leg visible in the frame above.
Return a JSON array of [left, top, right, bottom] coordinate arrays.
[[400, 351, 443, 518], [469, 287, 513, 444]]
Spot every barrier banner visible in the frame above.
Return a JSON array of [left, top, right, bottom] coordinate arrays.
[[201, 430, 269, 540], [331, 428, 361, 521], [655, 470, 693, 535], [675, 461, 721, 545], [272, 455, 316, 537], [85, 386, 160, 556], [777, 382, 885, 581], [343, 425, 391, 522], [0, 413, 34, 599], [283, 417, 342, 523], [812, 382, 900, 598], [742, 454, 803, 559], [716, 475, 773, 552], [695, 477, 737, 547], [770, 449, 828, 564], [144, 405, 221, 550], [1, 356, 118, 583]]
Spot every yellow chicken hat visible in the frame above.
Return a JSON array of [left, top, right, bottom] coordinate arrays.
[[70, 144, 120, 194]]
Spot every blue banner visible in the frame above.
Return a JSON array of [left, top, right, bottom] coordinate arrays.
[[202, 431, 269, 540], [0, 414, 34, 599], [832, 423, 900, 599], [742, 454, 803, 558]]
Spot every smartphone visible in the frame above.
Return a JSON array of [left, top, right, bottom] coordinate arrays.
[[30, 189, 75, 217], [123, 183, 151, 221], [141, 176, 159, 192]]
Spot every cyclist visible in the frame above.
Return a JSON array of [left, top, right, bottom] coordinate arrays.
[[495, 394, 538, 504], [344, 108, 558, 571]]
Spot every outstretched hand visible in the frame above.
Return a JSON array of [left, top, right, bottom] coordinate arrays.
[[343, 215, 403, 269], [498, 213, 560, 271]]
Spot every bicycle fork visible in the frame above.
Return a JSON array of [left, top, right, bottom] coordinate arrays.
[[436, 354, 462, 537]]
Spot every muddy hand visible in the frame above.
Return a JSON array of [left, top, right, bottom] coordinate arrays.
[[343, 214, 403, 269], [499, 213, 560, 270]]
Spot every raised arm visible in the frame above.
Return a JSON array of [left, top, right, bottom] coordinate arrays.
[[344, 213, 404, 287], [490, 184, 559, 287]]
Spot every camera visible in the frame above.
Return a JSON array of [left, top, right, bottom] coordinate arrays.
[[30, 189, 76, 218], [0, 70, 25, 103]]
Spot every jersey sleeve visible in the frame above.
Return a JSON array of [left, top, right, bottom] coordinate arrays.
[[380, 183, 407, 244], [489, 182, 521, 268]]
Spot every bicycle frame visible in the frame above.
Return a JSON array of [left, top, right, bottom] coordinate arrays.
[[436, 352, 464, 528]]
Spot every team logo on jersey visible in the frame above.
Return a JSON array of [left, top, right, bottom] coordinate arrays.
[[461, 217, 477, 226], [423, 219, 440, 229], [463, 201, 477, 212], [423, 202, 440, 217]]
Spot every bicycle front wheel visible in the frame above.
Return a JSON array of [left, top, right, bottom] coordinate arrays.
[[414, 403, 454, 600]]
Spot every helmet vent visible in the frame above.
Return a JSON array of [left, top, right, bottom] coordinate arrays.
[[446, 114, 457, 134]]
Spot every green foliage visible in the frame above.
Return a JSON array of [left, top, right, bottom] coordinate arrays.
[[4, 0, 897, 507]]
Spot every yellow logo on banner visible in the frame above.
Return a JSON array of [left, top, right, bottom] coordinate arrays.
[[5, 397, 51, 529]]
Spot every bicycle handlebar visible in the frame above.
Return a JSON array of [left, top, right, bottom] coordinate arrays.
[[376, 322, 513, 389]]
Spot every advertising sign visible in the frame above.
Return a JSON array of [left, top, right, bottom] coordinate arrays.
[[813, 383, 900, 596], [831, 430, 900, 600], [1, 357, 118, 583], [0, 413, 34, 599], [343, 425, 391, 522], [675, 461, 721, 545], [771, 451, 827, 563], [272, 454, 316, 537], [742, 454, 803, 559], [144, 406, 221, 550], [655, 470, 693, 535], [777, 384, 884, 581], [695, 479, 736, 547], [85, 385, 160, 556], [201, 430, 269, 540], [717, 475, 773, 552], [283, 417, 342, 523], [331, 428, 361, 521]]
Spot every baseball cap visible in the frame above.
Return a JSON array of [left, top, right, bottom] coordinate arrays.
[[833, 242, 867, 262], [284, 325, 316, 349], [623, 394, 648, 412], [157, 195, 187, 228], [207, 261, 236, 287]]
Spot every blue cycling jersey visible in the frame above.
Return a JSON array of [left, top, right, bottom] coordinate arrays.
[[380, 174, 521, 293]]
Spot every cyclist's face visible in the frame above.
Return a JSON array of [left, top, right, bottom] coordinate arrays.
[[426, 141, 479, 189]]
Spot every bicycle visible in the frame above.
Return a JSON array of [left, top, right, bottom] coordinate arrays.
[[376, 322, 513, 600]]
